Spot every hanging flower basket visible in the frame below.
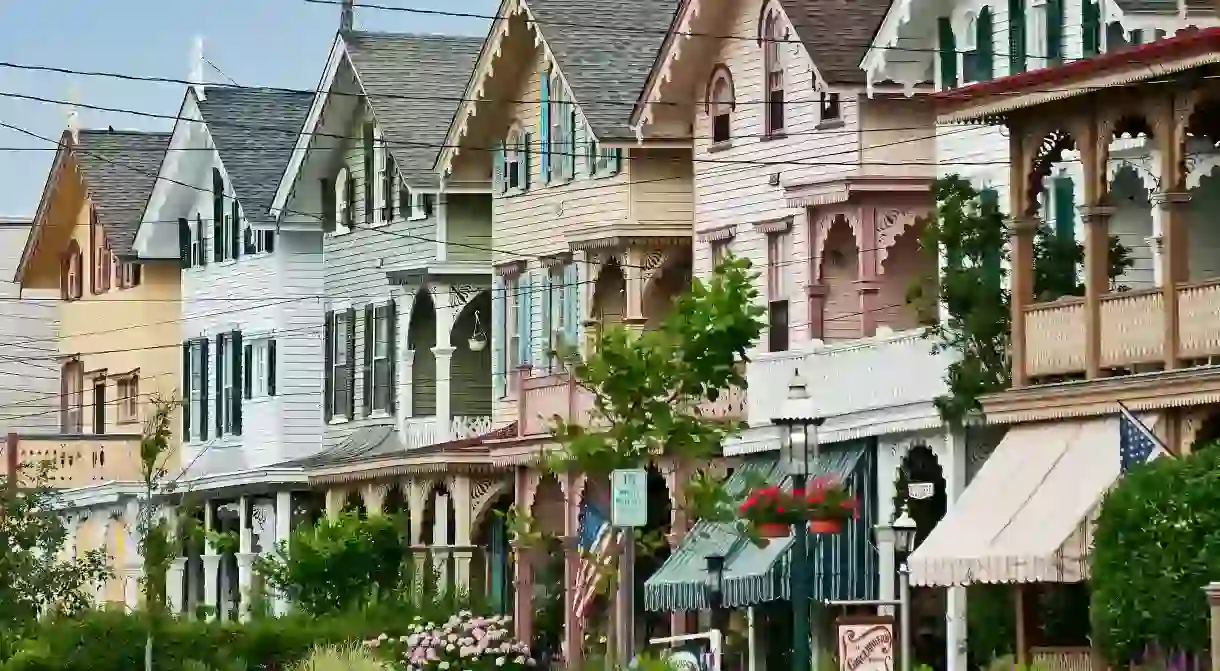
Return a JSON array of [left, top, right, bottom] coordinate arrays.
[[739, 486, 807, 530], [468, 335, 487, 352], [804, 476, 858, 530], [757, 522, 792, 538]]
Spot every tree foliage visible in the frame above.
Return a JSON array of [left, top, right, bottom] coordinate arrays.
[[541, 255, 766, 522], [910, 176, 1133, 424], [254, 513, 407, 616], [0, 462, 111, 633]]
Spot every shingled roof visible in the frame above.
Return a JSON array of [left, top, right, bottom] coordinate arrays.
[[1113, 0, 1209, 12], [341, 31, 483, 185], [526, 0, 678, 140], [777, 0, 893, 85], [196, 88, 313, 222], [74, 130, 170, 256]]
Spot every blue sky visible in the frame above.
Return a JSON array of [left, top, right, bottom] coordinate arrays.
[[0, 0, 493, 217]]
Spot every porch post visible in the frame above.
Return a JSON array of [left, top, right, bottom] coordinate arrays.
[[397, 286, 416, 424], [513, 467, 538, 643], [407, 479, 429, 598], [943, 426, 969, 671], [1008, 120, 1036, 388], [434, 282, 456, 441], [273, 491, 292, 615], [450, 474, 474, 591], [435, 193, 449, 262], [202, 501, 220, 620], [435, 489, 451, 593], [624, 248, 647, 335], [324, 488, 344, 518], [167, 557, 187, 614], [1205, 582, 1220, 671], [563, 472, 583, 668], [236, 495, 254, 621], [1152, 191, 1190, 370], [1080, 205, 1114, 379]]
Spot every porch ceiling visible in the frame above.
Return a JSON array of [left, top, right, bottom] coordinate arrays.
[[934, 27, 1220, 124]]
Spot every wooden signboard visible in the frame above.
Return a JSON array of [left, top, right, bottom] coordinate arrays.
[[836, 615, 897, 671]]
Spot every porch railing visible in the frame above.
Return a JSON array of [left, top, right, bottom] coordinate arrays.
[[1, 433, 143, 488], [401, 415, 495, 450]]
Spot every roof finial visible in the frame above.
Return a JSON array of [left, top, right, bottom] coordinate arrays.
[[189, 35, 207, 101], [340, 0, 354, 32], [65, 85, 80, 144]]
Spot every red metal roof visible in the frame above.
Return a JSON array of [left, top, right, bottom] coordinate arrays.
[[932, 26, 1220, 106]]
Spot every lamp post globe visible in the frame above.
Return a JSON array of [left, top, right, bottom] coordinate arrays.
[[892, 504, 918, 554]]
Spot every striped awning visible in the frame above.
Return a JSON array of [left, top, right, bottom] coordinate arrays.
[[644, 443, 876, 611]]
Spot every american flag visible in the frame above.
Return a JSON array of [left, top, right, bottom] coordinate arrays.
[[574, 501, 621, 619], [1119, 404, 1171, 473]]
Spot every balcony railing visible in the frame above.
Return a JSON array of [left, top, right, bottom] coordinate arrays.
[[515, 369, 746, 437], [1, 434, 143, 488], [1024, 279, 1220, 378], [401, 415, 495, 450], [746, 328, 953, 429]]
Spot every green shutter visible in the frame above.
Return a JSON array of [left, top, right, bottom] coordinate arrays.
[[200, 339, 209, 441], [1130, 29, 1144, 45], [492, 276, 506, 398], [976, 8, 994, 79], [178, 218, 191, 268], [493, 141, 506, 194], [320, 178, 335, 231], [938, 17, 958, 88], [1053, 177, 1076, 241], [1009, 0, 1026, 73], [540, 71, 551, 182], [1047, 0, 1064, 65], [231, 330, 242, 435], [363, 122, 375, 222], [1083, 0, 1100, 56], [182, 342, 192, 440]]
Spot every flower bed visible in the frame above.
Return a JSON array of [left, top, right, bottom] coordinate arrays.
[[367, 612, 536, 671]]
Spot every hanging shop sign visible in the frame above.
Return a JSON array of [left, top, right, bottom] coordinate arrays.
[[836, 615, 896, 671]]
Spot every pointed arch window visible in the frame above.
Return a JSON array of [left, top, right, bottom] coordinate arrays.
[[707, 66, 735, 144], [61, 240, 83, 301], [334, 166, 353, 235], [506, 126, 524, 191], [762, 9, 785, 136]]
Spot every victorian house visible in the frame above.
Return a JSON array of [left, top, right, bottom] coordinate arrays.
[[13, 125, 176, 610], [132, 68, 316, 619], [266, 5, 503, 610]]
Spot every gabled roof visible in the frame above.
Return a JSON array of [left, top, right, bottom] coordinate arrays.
[[196, 87, 313, 222], [776, 0, 894, 86], [75, 130, 171, 256], [343, 31, 483, 181], [524, 0, 678, 139]]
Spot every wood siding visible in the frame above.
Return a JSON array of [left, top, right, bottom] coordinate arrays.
[[0, 222, 60, 434]]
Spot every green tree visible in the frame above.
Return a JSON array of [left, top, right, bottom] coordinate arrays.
[[1091, 443, 1220, 663], [909, 176, 1133, 424], [253, 513, 406, 616], [0, 464, 112, 634]]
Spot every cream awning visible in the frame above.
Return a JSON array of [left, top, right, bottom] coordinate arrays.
[[909, 415, 1156, 587]]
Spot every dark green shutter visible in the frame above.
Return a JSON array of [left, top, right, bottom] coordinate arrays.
[[323, 311, 334, 422], [265, 231, 275, 254], [178, 218, 191, 268], [267, 339, 277, 397], [1053, 177, 1076, 241], [568, 106, 577, 179], [215, 333, 225, 436], [346, 307, 357, 418], [231, 330, 242, 435], [182, 342, 192, 440], [977, 8, 994, 79], [386, 300, 396, 414], [212, 170, 224, 262], [1082, 0, 1100, 56], [321, 178, 335, 231], [385, 155, 396, 221], [1130, 29, 1144, 45], [612, 148, 622, 175], [1047, 0, 1064, 65], [363, 304, 374, 416], [979, 189, 1002, 288], [230, 200, 241, 259], [243, 343, 253, 399], [200, 339, 210, 441], [938, 18, 958, 88], [1009, 0, 1026, 73], [363, 122, 375, 223]]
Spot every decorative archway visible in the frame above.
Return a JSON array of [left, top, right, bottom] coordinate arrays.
[[592, 260, 627, 327], [450, 290, 493, 419], [408, 287, 437, 417]]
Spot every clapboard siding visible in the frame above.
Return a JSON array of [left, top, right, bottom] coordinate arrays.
[[0, 223, 60, 433]]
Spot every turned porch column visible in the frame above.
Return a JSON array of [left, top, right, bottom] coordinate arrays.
[[1008, 217, 1039, 387], [512, 467, 539, 643], [624, 248, 647, 335], [1154, 91, 1190, 371], [562, 472, 583, 668], [1080, 205, 1115, 379], [450, 474, 473, 591]]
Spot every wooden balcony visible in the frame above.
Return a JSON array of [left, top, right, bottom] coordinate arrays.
[[1024, 280, 1220, 379], [515, 369, 746, 438], [1, 433, 144, 488]]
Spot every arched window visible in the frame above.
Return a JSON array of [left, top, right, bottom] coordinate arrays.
[[61, 240, 83, 301], [335, 166, 352, 234], [506, 126, 523, 190], [706, 67, 735, 144], [762, 9, 785, 135], [961, 11, 977, 50]]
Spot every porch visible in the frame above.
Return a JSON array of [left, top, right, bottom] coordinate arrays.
[[2, 432, 145, 487]]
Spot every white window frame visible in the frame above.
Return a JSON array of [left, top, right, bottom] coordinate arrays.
[[549, 75, 568, 183], [221, 338, 237, 435], [710, 73, 734, 144], [763, 10, 785, 135], [506, 127, 524, 192], [219, 212, 236, 263], [333, 311, 351, 420], [960, 10, 978, 50], [334, 167, 353, 235], [189, 342, 204, 441], [247, 339, 271, 399], [1028, 0, 1049, 70], [371, 130, 388, 227], [507, 276, 521, 370], [371, 305, 392, 413], [117, 373, 139, 424]]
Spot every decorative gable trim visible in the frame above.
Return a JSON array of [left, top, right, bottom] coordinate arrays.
[[438, 0, 594, 177], [630, 0, 701, 134], [15, 132, 74, 286], [696, 225, 736, 243], [134, 89, 204, 260], [269, 34, 348, 220]]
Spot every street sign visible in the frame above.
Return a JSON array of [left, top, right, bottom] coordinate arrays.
[[611, 468, 648, 527]]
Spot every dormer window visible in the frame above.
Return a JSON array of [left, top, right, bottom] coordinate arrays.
[[762, 9, 785, 136], [334, 166, 352, 235], [708, 67, 735, 144]]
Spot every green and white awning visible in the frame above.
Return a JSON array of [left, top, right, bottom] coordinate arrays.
[[643, 443, 877, 612]]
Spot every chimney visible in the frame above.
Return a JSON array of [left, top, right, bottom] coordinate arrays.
[[340, 0, 354, 32], [189, 35, 207, 102]]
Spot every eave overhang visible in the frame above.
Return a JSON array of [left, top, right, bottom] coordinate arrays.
[[15, 132, 74, 286], [934, 26, 1220, 124], [630, 0, 700, 135], [981, 366, 1220, 424]]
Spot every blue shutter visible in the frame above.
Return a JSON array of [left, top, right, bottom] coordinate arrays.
[[523, 132, 533, 191], [492, 275, 506, 398], [493, 141, 506, 194], [564, 262, 579, 347], [521, 272, 535, 366], [540, 272, 553, 369], [515, 275, 530, 367], [540, 71, 551, 183]]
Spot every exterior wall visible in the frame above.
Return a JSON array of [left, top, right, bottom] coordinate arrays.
[[0, 221, 60, 433]]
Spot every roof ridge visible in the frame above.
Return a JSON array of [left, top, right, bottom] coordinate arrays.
[[78, 128, 171, 137], [342, 29, 483, 41]]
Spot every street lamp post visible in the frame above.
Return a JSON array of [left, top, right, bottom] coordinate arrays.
[[773, 372, 825, 671], [892, 506, 918, 671]]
